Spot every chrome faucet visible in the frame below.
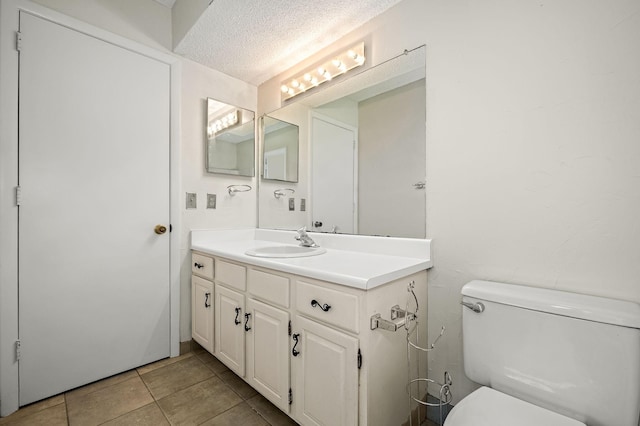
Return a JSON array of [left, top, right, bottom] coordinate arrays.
[[295, 227, 318, 247]]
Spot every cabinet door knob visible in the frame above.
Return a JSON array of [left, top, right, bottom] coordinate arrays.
[[311, 299, 331, 312], [204, 292, 210, 308], [154, 224, 167, 235], [194, 262, 204, 269]]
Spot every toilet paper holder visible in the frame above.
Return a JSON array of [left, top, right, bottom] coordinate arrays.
[[370, 305, 415, 331]]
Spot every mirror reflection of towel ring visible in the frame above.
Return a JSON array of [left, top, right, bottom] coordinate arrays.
[[274, 188, 295, 199], [227, 184, 252, 195]]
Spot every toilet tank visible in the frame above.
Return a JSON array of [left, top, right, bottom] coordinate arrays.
[[461, 280, 640, 426]]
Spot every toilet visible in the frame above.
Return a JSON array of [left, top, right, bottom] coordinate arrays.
[[444, 280, 640, 426]]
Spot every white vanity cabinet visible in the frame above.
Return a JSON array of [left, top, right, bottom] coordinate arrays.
[[214, 284, 245, 376], [191, 253, 214, 353], [213, 258, 247, 376], [190, 249, 428, 426], [246, 268, 292, 412], [245, 297, 290, 411], [292, 277, 361, 426], [293, 315, 359, 426]]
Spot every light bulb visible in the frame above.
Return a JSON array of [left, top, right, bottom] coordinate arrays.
[[332, 59, 341, 67], [299, 83, 306, 91], [338, 63, 347, 72], [291, 79, 299, 88], [347, 50, 357, 59], [287, 88, 294, 95], [325, 72, 332, 81], [311, 77, 318, 85], [281, 85, 289, 93], [303, 73, 311, 81], [317, 67, 325, 75], [357, 56, 365, 65]]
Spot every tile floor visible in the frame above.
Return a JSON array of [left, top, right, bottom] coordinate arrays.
[[0, 342, 441, 426], [0, 342, 297, 426]]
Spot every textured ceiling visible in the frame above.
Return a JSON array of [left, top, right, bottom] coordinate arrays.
[[174, 0, 403, 85]]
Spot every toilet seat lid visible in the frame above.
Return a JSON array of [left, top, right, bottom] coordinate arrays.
[[444, 387, 585, 426]]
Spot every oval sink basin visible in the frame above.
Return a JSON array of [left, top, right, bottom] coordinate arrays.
[[245, 245, 327, 258]]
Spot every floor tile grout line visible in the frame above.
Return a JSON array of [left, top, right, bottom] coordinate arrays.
[[63, 393, 70, 425], [136, 368, 173, 425], [140, 355, 216, 402], [194, 399, 245, 426]]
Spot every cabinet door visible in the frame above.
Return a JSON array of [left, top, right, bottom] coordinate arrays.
[[293, 316, 359, 426], [246, 298, 290, 412], [215, 284, 245, 376], [192, 276, 214, 353]]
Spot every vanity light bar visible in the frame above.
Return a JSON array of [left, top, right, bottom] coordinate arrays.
[[280, 42, 365, 101], [207, 110, 240, 138]]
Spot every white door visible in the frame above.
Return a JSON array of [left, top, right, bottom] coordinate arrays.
[[18, 12, 171, 405], [293, 316, 359, 426], [311, 115, 357, 234], [246, 298, 290, 412], [215, 285, 245, 376], [192, 276, 214, 353]]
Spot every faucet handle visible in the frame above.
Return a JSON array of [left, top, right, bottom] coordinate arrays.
[[297, 226, 308, 234]]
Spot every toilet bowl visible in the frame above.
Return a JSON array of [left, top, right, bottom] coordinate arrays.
[[444, 280, 640, 426]]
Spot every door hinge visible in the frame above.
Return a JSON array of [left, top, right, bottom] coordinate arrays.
[[16, 31, 22, 51], [357, 348, 362, 369], [15, 340, 21, 361], [15, 186, 21, 206], [288, 388, 293, 405], [288, 320, 291, 336]]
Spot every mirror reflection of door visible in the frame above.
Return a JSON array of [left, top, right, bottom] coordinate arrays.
[[264, 147, 287, 180], [311, 114, 357, 234]]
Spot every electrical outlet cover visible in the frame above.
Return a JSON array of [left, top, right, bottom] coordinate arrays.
[[186, 192, 197, 209], [207, 194, 216, 209]]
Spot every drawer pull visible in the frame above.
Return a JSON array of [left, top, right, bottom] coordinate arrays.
[[244, 313, 252, 331], [204, 292, 211, 308], [292, 333, 300, 356], [234, 307, 242, 325], [194, 262, 204, 269], [311, 299, 331, 312]]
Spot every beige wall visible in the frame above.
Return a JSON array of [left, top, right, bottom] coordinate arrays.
[[259, 0, 640, 403], [32, 0, 172, 50], [179, 58, 257, 340]]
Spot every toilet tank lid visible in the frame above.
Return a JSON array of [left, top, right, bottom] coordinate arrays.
[[462, 280, 640, 329]]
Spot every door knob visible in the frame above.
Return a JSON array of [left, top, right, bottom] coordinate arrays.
[[154, 225, 167, 235]]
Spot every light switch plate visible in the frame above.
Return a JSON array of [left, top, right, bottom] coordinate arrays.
[[300, 198, 306, 211], [207, 194, 216, 209], [186, 192, 197, 209], [288, 198, 295, 211]]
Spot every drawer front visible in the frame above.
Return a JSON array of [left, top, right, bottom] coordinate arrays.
[[296, 280, 359, 333], [192, 252, 214, 279], [248, 269, 290, 308], [216, 259, 247, 291]]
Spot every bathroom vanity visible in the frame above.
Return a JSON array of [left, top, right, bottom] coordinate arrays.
[[191, 229, 431, 426]]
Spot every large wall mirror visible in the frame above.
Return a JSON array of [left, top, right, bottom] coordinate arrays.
[[259, 46, 426, 238], [262, 116, 299, 182], [206, 98, 255, 176]]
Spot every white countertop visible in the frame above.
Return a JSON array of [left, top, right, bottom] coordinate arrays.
[[191, 229, 432, 290]]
